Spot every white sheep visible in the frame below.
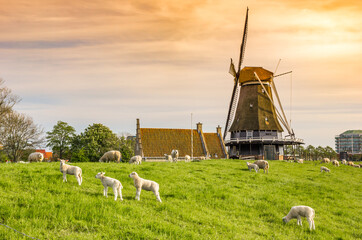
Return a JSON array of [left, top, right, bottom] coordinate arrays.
[[321, 158, 330, 164], [320, 166, 330, 172], [59, 159, 82, 185], [171, 149, 179, 162], [347, 161, 354, 166], [353, 164, 360, 168], [95, 172, 123, 201], [185, 155, 191, 162], [128, 172, 161, 202], [99, 150, 121, 163], [254, 160, 269, 173], [246, 162, 259, 173], [341, 159, 347, 165], [28, 152, 44, 162], [199, 156, 206, 160], [18, 161, 29, 164], [332, 160, 339, 167], [297, 159, 304, 164], [164, 154, 172, 162], [283, 206, 315, 230], [129, 155, 142, 165]]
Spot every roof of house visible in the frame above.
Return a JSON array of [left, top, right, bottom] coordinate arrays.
[[341, 130, 362, 135], [140, 128, 204, 157], [204, 133, 224, 158]]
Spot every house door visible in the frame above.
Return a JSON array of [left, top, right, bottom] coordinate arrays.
[[264, 145, 276, 160]]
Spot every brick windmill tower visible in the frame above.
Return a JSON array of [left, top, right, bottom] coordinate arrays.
[[224, 8, 303, 160]]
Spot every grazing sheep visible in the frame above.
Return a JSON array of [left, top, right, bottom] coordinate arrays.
[[246, 162, 259, 173], [99, 150, 121, 163], [164, 154, 172, 162], [28, 152, 44, 162], [332, 160, 339, 167], [283, 206, 315, 230], [171, 149, 179, 162], [347, 161, 354, 166], [185, 155, 191, 162], [320, 158, 330, 164], [59, 159, 82, 185], [341, 159, 347, 165], [297, 159, 304, 164], [199, 156, 206, 160], [254, 160, 269, 173], [353, 164, 360, 168], [320, 166, 330, 173], [129, 155, 142, 165], [95, 172, 123, 201], [18, 161, 29, 164], [128, 172, 161, 202]]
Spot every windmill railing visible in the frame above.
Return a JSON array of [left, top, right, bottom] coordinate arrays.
[[225, 137, 304, 145]]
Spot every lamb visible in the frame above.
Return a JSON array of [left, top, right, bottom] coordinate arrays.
[[59, 159, 82, 185], [99, 150, 121, 163], [341, 159, 347, 165], [95, 172, 123, 201], [348, 161, 354, 166], [254, 160, 269, 173], [282, 206, 315, 230], [297, 159, 304, 164], [171, 149, 179, 162], [28, 152, 44, 162], [128, 172, 161, 202], [246, 162, 259, 173], [332, 160, 339, 167], [164, 154, 172, 162], [353, 164, 360, 168], [321, 158, 330, 164], [185, 155, 191, 162], [129, 155, 142, 165], [320, 166, 330, 172]]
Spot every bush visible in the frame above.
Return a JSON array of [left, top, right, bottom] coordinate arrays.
[[71, 148, 89, 162]]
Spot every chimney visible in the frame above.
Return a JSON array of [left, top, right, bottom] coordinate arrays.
[[135, 118, 143, 157], [216, 125, 222, 137], [196, 122, 202, 133]]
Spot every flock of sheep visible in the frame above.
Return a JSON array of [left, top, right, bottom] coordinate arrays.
[[22, 150, 361, 231]]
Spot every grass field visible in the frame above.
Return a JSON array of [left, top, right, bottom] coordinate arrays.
[[0, 160, 361, 240]]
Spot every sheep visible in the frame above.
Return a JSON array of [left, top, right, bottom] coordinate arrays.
[[164, 154, 172, 162], [28, 152, 44, 162], [320, 158, 330, 164], [332, 160, 339, 167], [297, 159, 304, 164], [348, 161, 354, 166], [341, 159, 347, 165], [246, 162, 259, 173], [254, 160, 269, 173], [199, 156, 206, 160], [95, 172, 123, 201], [320, 166, 330, 173], [129, 155, 142, 165], [185, 155, 191, 162], [282, 206, 315, 230], [171, 149, 179, 162], [99, 150, 121, 163], [128, 172, 161, 202], [59, 159, 82, 185], [353, 164, 360, 168], [18, 161, 29, 164]]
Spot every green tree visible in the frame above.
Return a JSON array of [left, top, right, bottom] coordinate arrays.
[[46, 121, 76, 159], [306, 145, 315, 161], [118, 136, 135, 162], [324, 146, 337, 160]]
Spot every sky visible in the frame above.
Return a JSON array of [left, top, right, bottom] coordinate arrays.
[[0, 0, 361, 149]]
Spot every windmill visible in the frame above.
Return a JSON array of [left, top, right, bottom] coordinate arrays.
[[224, 8, 303, 160]]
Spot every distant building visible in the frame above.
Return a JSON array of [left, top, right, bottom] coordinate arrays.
[[36, 149, 53, 161], [134, 119, 228, 159], [335, 130, 362, 154]]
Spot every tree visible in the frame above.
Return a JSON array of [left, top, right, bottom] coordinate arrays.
[[0, 79, 20, 123], [324, 146, 337, 160], [0, 111, 43, 162], [46, 121, 76, 159], [119, 136, 135, 162], [306, 145, 315, 161]]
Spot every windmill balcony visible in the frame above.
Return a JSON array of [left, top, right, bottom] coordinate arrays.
[[225, 136, 304, 146]]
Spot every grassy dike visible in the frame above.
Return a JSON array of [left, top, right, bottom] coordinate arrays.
[[0, 160, 361, 239]]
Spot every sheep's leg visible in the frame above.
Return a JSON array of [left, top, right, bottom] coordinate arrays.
[[79, 173, 82, 185], [153, 191, 162, 203], [118, 186, 123, 201], [104, 187, 108, 197], [297, 217, 302, 226], [63, 173, 67, 182], [312, 219, 315, 230], [135, 188, 141, 200], [113, 187, 117, 201]]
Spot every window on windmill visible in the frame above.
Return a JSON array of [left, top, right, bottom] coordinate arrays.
[[249, 103, 253, 108]]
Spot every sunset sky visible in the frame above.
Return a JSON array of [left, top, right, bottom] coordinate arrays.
[[0, 0, 361, 148]]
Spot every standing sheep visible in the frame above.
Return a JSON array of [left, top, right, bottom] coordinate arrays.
[[171, 149, 179, 162], [99, 150, 121, 163], [185, 155, 191, 162], [347, 161, 354, 166], [95, 172, 123, 201], [164, 154, 172, 162], [332, 160, 339, 167], [321, 158, 330, 164], [59, 159, 82, 185], [341, 159, 347, 165], [320, 166, 330, 172], [246, 162, 259, 173], [28, 152, 44, 162], [254, 160, 269, 173], [128, 172, 161, 202], [282, 206, 315, 230], [129, 155, 142, 165]]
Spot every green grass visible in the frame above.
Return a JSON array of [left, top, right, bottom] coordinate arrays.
[[0, 160, 361, 239]]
